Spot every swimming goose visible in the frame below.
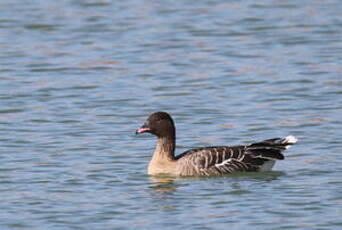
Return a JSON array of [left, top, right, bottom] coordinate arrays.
[[136, 112, 297, 176]]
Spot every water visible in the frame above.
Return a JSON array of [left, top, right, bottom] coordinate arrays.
[[0, 0, 341, 229]]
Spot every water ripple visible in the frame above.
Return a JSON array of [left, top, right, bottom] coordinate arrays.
[[0, 0, 341, 229]]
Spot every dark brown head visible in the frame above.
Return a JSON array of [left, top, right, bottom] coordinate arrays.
[[136, 112, 175, 138]]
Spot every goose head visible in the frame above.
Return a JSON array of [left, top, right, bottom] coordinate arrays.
[[136, 112, 175, 138]]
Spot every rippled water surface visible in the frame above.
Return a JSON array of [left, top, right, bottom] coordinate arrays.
[[1, 0, 341, 229]]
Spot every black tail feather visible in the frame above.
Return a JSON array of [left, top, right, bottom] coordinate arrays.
[[247, 136, 297, 161], [250, 149, 284, 160]]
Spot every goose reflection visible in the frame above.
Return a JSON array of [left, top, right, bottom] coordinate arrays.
[[148, 175, 177, 194], [148, 170, 285, 194]]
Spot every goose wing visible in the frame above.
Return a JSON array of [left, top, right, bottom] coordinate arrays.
[[178, 146, 258, 176], [177, 136, 297, 176]]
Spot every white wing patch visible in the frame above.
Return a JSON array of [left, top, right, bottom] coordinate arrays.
[[283, 135, 298, 149], [215, 158, 232, 167], [284, 135, 298, 143]]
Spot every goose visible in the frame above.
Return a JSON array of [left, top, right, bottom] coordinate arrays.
[[136, 112, 297, 176]]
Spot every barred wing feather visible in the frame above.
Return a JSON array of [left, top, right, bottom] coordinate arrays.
[[177, 136, 297, 176]]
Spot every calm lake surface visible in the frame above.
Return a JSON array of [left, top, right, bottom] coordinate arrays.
[[1, 0, 341, 229]]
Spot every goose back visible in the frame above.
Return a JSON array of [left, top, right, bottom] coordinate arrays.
[[175, 136, 297, 176]]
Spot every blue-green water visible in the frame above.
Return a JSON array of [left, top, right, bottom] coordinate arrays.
[[1, 0, 341, 229]]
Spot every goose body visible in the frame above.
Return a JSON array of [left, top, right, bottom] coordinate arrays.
[[136, 112, 297, 176]]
